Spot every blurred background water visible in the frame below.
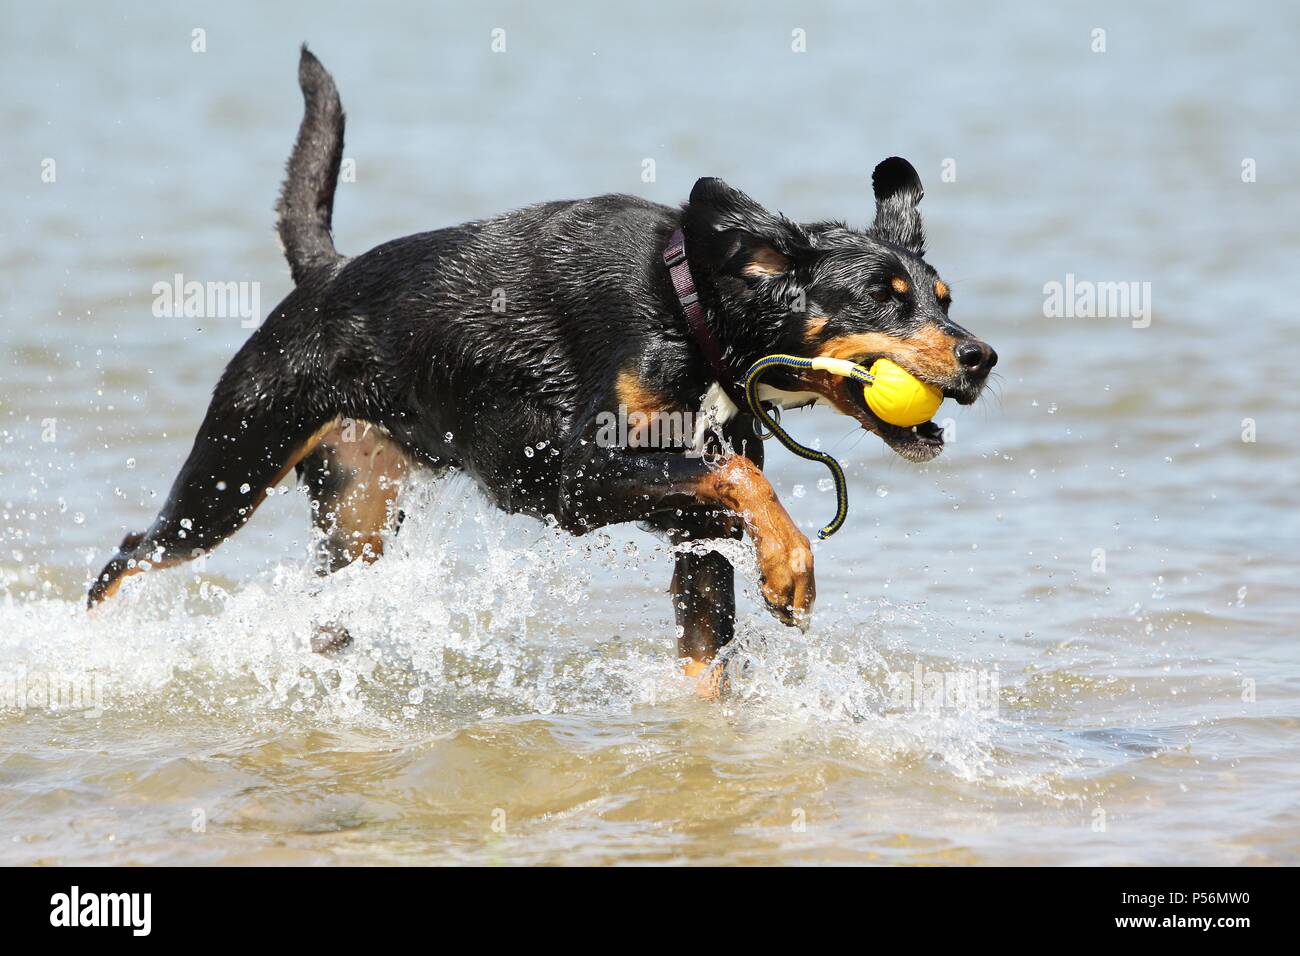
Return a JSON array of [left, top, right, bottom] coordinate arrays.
[[1, 0, 1297, 864]]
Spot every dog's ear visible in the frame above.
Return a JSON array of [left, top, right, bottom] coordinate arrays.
[[870, 157, 925, 256], [683, 177, 811, 282]]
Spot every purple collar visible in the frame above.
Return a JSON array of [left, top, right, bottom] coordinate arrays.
[[663, 228, 746, 409]]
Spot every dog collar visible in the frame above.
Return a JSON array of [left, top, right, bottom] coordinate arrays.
[[663, 228, 747, 408]]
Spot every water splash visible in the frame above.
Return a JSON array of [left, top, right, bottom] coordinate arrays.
[[1, 473, 1056, 794]]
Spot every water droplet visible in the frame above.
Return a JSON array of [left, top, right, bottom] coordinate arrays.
[[73, 512, 85, 524], [239, 483, 251, 494], [792, 484, 806, 498], [817, 478, 833, 492], [126, 457, 136, 468], [876, 485, 889, 497], [523, 446, 534, 458]]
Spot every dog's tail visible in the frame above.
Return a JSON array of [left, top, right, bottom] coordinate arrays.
[[276, 45, 345, 284]]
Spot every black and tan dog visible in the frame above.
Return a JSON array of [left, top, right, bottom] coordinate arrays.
[[90, 48, 996, 686]]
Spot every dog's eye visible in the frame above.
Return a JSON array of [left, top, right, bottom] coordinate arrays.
[[869, 289, 891, 304]]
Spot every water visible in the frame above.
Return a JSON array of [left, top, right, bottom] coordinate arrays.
[[2, 0, 1298, 864]]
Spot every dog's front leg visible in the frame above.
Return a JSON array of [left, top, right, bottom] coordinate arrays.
[[557, 444, 815, 633], [641, 508, 743, 694]]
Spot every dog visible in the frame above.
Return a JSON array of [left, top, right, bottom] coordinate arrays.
[[89, 47, 997, 687]]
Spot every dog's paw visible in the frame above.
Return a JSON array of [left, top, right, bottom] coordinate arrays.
[[311, 622, 353, 654], [683, 657, 729, 700], [757, 534, 815, 631]]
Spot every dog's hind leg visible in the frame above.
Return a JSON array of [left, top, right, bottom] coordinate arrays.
[[296, 422, 408, 651], [89, 48, 356, 610], [87, 385, 337, 607], [295, 420, 420, 652], [297, 419, 411, 574]]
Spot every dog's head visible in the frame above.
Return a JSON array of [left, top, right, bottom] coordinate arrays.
[[682, 157, 996, 463]]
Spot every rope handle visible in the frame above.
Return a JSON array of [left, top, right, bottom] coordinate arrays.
[[743, 355, 874, 539]]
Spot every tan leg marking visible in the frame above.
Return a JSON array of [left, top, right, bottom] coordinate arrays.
[[683, 658, 728, 700], [695, 456, 814, 629], [306, 421, 411, 570]]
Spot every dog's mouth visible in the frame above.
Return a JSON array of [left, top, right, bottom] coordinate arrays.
[[825, 356, 988, 464], [841, 377, 947, 463], [791, 353, 990, 464]]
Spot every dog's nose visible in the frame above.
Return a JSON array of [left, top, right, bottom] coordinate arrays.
[[956, 340, 997, 376]]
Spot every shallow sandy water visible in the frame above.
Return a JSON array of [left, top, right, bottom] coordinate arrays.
[[1, 1, 1298, 864]]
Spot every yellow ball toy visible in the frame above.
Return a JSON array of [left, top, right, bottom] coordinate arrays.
[[864, 358, 943, 427]]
